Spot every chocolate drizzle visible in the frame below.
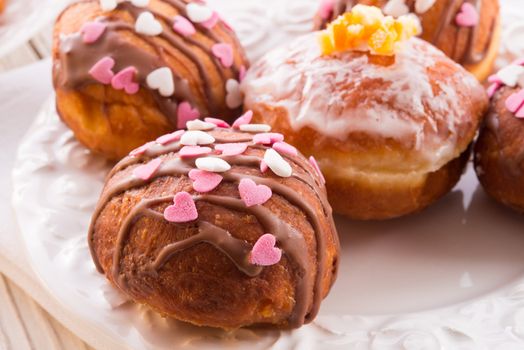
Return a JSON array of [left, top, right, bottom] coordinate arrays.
[[54, 0, 248, 125], [316, 0, 496, 65], [88, 128, 338, 328]]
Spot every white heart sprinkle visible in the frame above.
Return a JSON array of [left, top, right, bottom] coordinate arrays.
[[383, 0, 409, 17], [497, 65, 524, 87], [146, 67, 174, 97], [239, 124, 271, 133], [180, 130, 215, 146], [100, 0, 117, 11], [135, 11, 163, 36], [130, 0, 149, 7], [186, 3, 213, 23], [264, 149, 292, 178], [186, 119, 216, 131], [225, 79, 243, 109], [195, 157, 231, 173], [415, 0, 436, 14]]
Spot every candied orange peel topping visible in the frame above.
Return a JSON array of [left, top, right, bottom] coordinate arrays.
[[318, 5, 421, 56]]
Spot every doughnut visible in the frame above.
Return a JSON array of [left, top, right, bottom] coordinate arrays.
[[0, 0, 5, 14], [474, 59, 524, 212], [88, 113, 340, 329], [242, 6, 488, 220], [314, 0, 500, 81], [52, 0, 248, 161]]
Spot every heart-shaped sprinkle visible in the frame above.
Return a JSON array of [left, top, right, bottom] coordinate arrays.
[[180, 130, 215, 146], [186, 3, 213, 23], [273, 142, 297, 157], [488, 74, 503, 84], [414, 0, 436, 14], [133, 158, 163, 180], [260, 160, 268, 173], [240, 124, 271, 133], [486, 82, 501, 98], [384, 0, 409, 17], [253, 132, 284, 145], [497, 65, 524, 87], [201, 11, 219, 29], [111, 67, 139, 94], [212, 43, 234, 68], [146, 67, 174, 97], [81, 22, 107, 44], [89, 57, 115, 84], [249, 234, 282, 266], [232, 110, 253, 129], [225, 79, 243, 109], [309, 156, 326, 184], [239, 65, 247, 82], [164, 192, 198, 223], [186, 119, 216, 131], [179, 145, 212, 158], [239, 179, 272, 207], [505, 89, 524, 113], [188, 169, 223, 193], [156, 130, 185, 145], [205, 117, 230, 128], [173, 15, 196, 36], [100, 0, 117, 11], [129, 141, 154, 157], [264, 149, 292, 178], [195, 157, 231, 173], [318, 0, 334, 20], [177, 101, 200, 129], [455, 3, 478, 27], [131, 0, 149, 7], [135, 11, 163, 36], [215, 143, 248, 156]]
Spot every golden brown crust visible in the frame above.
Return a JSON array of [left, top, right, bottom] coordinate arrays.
[[475, 87, 524, 213], [91, 129, 339, 329], [53, 0, 248, 161]]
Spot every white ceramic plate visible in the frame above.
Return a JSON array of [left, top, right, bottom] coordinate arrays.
[[0, 0, 71, 58], [11, 0, 524, 349]]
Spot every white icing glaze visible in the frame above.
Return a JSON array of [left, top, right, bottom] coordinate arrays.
[[242, 35, 479, 171]]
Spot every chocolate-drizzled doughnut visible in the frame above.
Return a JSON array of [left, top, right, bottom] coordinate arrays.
[[53, 0, 248, 160], [475, 59, 524, 212], [88, 113, 339, 329], [314, 0, 500, 81]]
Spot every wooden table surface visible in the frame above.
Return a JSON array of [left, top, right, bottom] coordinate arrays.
[[0, 25, 94, 350]]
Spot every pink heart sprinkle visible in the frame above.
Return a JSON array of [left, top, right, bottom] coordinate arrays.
[[239, 178, 272, 207], [253, 132, 284, 145], [249, 233, 282, 266], [111, 67, 139, 94], [188, 169, 223, 192], [177, 101, 200, 129], [173, 15, 196, 36], [516, 105, 524, 118], [455, 3, 478, 27], [487, 82, 501, 98], [212, 43, 234, 68], [164, 191, 198, 223], [205, 117, 230, 128], [488, 74, 503, 84], [239, 65, 247, 82], [273, 142, 297, 156], [133, 158, 163, 180], [156, 130, 185, 145], [129, 141, 154, 157], [215, 143, 248, 156], [318, 0, 334, 20], [260, 160, 268, 173], [309, 156, 326, 184], [201, 11, 219, 29], [505, 89, 524, 113], [179, 145, 212, 158], [89, 57, 115, 84], [232, 110, 253, 129], [81, 22, 107, 44]]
